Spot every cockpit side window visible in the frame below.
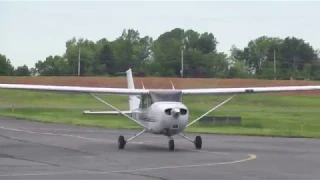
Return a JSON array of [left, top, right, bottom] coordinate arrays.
[[139, 95, 153, 109], [146, 95, 153, 106], [139, 96, 145, 108]]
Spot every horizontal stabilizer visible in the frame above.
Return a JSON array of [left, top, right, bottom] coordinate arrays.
[[83, 110, 132, 115]]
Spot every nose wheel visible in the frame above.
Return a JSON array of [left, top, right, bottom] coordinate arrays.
[[168, 138, 175, 151]]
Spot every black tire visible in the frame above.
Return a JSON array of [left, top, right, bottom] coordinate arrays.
[[168, 139, 175, 151], [118, 135, 126, 149], [194, 136, 202, 149]]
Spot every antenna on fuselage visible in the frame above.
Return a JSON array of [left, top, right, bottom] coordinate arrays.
[[170, 81, 175, 90], [141, 81, 145, 89]]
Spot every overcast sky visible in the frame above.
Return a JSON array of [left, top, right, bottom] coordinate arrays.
[[1, 0, 319, 68]]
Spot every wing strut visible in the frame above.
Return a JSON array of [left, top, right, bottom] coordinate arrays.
[[126, 129, 146, 142], [90, 93, 148, 129], [186, 94, 237, 127]]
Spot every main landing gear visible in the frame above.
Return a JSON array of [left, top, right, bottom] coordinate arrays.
[[194, 135, 202, 149], [178, 133, 202, 150], [167, 134, 202, 151], [118, 129, 146, 150], [117, 129, 202, 151], [118, 135, 126, 149]]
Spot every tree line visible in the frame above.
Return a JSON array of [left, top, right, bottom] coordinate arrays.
[[0, 54, 31, 76], [1, 28, 320, 80]]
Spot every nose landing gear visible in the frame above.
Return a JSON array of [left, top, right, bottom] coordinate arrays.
[[164, 128, 175, 151], [168, 137, 175, 151]]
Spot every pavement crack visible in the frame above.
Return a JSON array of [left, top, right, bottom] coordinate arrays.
[[119, 172, 170, 180]]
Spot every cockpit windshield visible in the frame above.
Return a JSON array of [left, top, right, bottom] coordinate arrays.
[[139, 90, 182, 109], [149, 90, 182, 102]]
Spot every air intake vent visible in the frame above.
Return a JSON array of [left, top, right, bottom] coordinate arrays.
[[165, 108, 187, 116], [171, 124, 179, 129], [180, 108, 187, 115], [164, 108, 172, 115]]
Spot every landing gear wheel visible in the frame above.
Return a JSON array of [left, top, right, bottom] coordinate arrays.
[[118, 135, 126, 149], [194, 136, 202, 149], [168, 139, 175, 151]]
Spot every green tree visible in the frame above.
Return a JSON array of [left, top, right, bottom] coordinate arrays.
[[27, 29, 320, 79], [98, 43, 115, 75], [151, 28, 186, 76], [227, 45, 250, 78], [14, 65, 31, 76], [0, 54, 14, 75], [311, 60, 320, 80], [132, 35, 153, 72], [235, 36, 318, 79], [110, 29, 152, 73], [241, 36, 282, 75], [228, 59, 250, 78], [206, 52, 229, 78], [195, 32, 217, 54], [278, 37, 318, 79], [184, 29, 200, 50], [29, 67, 37, 76], [64, 37, 97, 76], [35, 55, 69, 76], [151, 28, 220, 77]]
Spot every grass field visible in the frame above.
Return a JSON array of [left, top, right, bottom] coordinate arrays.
[[1, 87, 320, 138]]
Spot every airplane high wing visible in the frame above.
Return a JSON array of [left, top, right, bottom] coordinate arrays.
[[181, 85, 320, 95], [0, 84, 148, 95], [83, 110, 132, 115], [0, 83, 320, 95]]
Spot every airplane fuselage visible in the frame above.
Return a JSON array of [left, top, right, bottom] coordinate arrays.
[[131, 101, 189, 136]]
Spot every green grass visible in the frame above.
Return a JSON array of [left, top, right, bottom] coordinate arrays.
[[0, 89, 320, 138]]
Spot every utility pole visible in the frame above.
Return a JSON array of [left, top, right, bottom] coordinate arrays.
[[180, 45, 186, 78], [274, 49, 276, 80], [181, 47, 184, 78], [78, 48, 81, 76]]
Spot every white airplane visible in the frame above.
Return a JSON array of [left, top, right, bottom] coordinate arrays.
[[0, 69, 320, 151]]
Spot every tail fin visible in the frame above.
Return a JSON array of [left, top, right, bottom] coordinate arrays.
[[126, 68, 135, 89], [126, 68, 140, 110]]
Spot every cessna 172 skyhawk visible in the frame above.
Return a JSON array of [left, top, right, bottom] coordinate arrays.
[[0, 69, 320, 151]]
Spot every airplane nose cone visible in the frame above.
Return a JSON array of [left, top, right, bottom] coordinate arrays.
[[171, 108, 180, 118]]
